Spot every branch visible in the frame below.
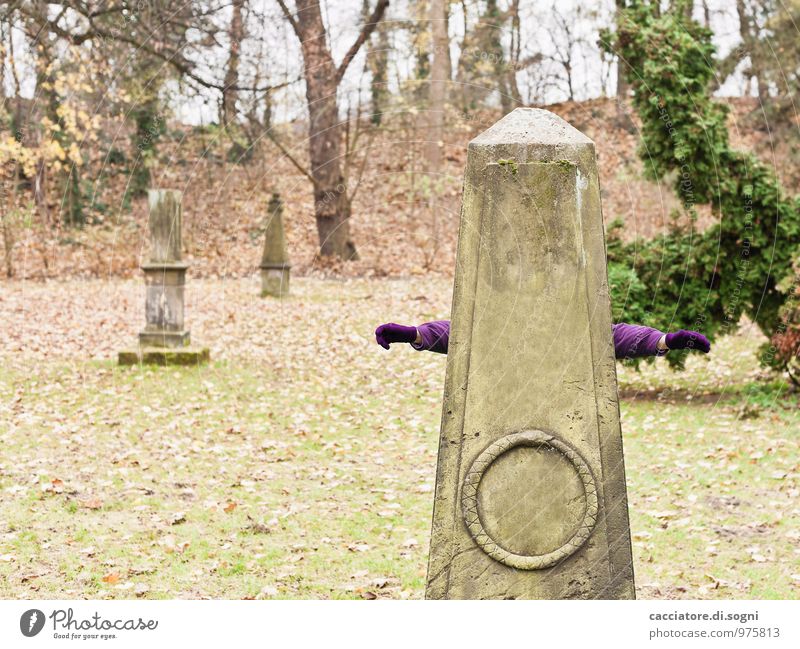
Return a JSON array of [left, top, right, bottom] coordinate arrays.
[[712, 43, 747, 92], [347, 127, 377, 204], [264, 129, 317, 187], [275, 0, 301, 40], [15, 2, 297, 94], [335, 0, 389, 84]]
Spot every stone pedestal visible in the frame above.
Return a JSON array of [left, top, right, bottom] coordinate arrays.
[[425, 108, 635, 600], [139, 261, 190, 348], [118, 347, 210, 366], [260, 193, 291, 298], [260, 262, 291, 298], [119, 189, 208, 365]]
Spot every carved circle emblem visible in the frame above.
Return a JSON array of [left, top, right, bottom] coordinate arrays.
[[461, 430, 598, 570]]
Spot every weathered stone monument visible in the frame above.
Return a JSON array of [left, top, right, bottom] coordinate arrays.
[[260, 192, 291, 298], [119, 189, 209, 366], [425, 108, 635, 599]]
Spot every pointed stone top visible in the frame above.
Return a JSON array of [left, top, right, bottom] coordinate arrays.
[[470, 108, 593, 147]]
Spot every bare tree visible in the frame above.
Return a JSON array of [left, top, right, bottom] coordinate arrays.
[[455, 0, 509, 112], [735, 0, 769, 103], [507, 0, 523, 106], [614, 0, 629, 99], [363, 0, 390, 125], [548, 7, 580, 101], [424, 0, 448, 171], [222, 0, 247, 128], [611, 0, 636, 131], [275, 0, 389, 260], [6, 1, 286, 96]]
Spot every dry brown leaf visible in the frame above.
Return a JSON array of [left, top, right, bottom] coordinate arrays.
[[170, 512, 187, 525]]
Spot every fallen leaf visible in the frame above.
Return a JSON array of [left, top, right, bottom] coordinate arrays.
[[170, 512, 186, 525], [257, 586, 278, 599], [245, 521, 272, 534], [348, 543, 371, 552]]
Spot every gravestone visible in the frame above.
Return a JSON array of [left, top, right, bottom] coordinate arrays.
[[425, 108, 635, 600], [118, 190, 208, 366], [260, 192, 291, 297]]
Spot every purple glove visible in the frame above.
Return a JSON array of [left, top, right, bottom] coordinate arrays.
[[375, 323, 417, 350], [665, 329, 711, 353]]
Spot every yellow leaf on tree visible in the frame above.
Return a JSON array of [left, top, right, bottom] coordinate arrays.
[[68, 143, 83, 166], [44, 140, 66, 161]]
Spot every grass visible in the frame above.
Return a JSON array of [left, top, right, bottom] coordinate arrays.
[[0, 277, 798, 599]]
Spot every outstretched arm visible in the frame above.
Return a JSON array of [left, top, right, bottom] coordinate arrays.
[[374, 321, 450, 354], [411, 320, 450, 354], [376, 320, 710, 357], [612, 323, 666, 358]]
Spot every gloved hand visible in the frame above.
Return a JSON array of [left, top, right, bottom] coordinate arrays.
[[375, 323, 417, 350], [665, 329, 711, 353]]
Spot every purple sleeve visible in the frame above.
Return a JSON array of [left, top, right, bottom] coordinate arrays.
[[612, 323, 666, 359], [411, 320, 450, 354], [412, 320, 665, 359]]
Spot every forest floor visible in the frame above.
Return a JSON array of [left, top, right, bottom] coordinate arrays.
[[1, 277, 799, 599]]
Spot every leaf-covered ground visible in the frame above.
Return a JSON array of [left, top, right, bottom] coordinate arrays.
[[1, 277, 798, 599]]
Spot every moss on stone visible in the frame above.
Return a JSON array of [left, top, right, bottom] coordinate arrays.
[[496, 159, 519, 175], [118, 347, 210, 366], [554, 159, 576, 169]]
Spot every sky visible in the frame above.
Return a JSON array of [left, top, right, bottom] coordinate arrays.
[[1, 0, 761, 126]]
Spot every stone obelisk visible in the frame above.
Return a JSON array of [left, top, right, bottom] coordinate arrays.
[[260, 192, 291, 298], [425, 108, 635, 600]]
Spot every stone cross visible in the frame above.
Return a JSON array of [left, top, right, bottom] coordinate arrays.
[[260, 192, 291, 298], [425, 108, 635, 600], [139, 189, 190, 348]]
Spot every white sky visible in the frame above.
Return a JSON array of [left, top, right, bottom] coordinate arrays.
[[1, 0, 760, 125]]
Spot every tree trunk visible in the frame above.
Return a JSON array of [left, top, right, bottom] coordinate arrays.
[[281, 0, 387, 259], [615, 0, 629, 99], [364, 0, 389, 125], [425, 0, 448, 171], [0, 18, 6, 101], [295, 0, 357, 260], [37, 22, 83, 225], [410, 0, 431, 103], [736, 0, 769, 104], [614, 0, 636, 133], [507, 0, 523, 107], [222, 0, 245, 127]]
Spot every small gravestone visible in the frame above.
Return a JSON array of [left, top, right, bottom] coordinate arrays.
[[119, 190, 209, 366], [260, 192, 291, 298], [425, 108, 635, 599]]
